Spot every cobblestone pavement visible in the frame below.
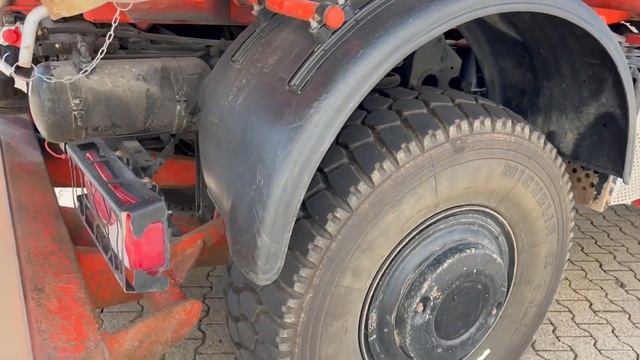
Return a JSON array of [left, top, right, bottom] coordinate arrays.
[[101, 205, 640, 359]]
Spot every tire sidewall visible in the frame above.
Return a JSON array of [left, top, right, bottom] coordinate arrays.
[[296, 133, 572, 359]]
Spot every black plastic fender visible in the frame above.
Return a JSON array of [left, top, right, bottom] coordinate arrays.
[[199, 0, 636, 285]]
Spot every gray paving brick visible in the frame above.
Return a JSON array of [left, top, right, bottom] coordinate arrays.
[[609, 271, 640, 290], [607, 246, 640, 263], [164, 339, 202, 360], [183, 267, 214, 287], [574, 262, 615, 280], [579, 324, 630, 350], [576, 290, 622, 312], [575, 238, 610, 254], [533, 324, 571, 351], [593, 280, 638, 301], [195, 354, 236, 360], [547, 312, 589, 337], [613, 299, 640, 323], [557, 279, 588, 300], [587, 253, 629, 271], [558, 301, 605, 324], [619, 336, 640, 353], [559, 337, 609, 360], [197, 324, 235, 354], [536, 351, 576, 360], [202, 298, 227, 325], [597, 312, 640, 337], [600, 350, 637, 360], [522, 347, 546, 360], [564, 270, 601, 290]]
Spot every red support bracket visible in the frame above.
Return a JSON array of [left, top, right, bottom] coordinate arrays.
[[236, 0, 346, 30]]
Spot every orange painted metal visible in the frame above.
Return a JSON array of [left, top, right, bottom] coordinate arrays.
[[152, 156, 197, 189], [585, 0, 640, 14], [44, 150, 196, 189], [593, 7, 633, 24], [105, 299, 202, 360], [0, 115, 106, 358], [237, 0, 345, 30]]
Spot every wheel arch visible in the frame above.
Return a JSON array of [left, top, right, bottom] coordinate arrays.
[[199, 0, 635, 285]]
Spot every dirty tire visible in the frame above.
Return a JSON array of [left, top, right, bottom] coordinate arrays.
[[226, 86, 575, 360]]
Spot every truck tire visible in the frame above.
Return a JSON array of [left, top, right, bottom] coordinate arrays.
[[226, 86, 574, 360]]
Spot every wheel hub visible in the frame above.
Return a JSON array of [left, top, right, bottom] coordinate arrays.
[[361, 207, 515, 360]]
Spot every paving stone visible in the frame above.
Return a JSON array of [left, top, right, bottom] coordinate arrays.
[[564, 270, 601, 290], [573, 262, 615, 280], [194, 354, 235, 360], [536, 351, 575, 360], [619, 336, 640, 353], [206, 278, 227, 298], [600, 350, 637, 360], [183, 267, 214, 287], [186, 325, 205, 340], [558, 301, 605, 324], [521, 347, 546, 360], [579, 324, 630, 350], [607, 246, 640, 263], [197, 324, 235, 354], [559, 337, 609, 360], [609, 271, 640, 290], [575, 219, 601, 233], [593, 280, 637, 301], [576, 290, 622, 312], [623, 262, 640, 278], [547, 312, 589, 337], [164, 339, 202, 360], [613, 299, 640, 323], [202, 298, 227, 325], [575, 238, 610, 254], [184, 286, 213, 300], [557, 279, 587, 300], [601, 226, 633, 240], [597, 312, 640, 337], [565, 261, 581, 271], [533, 324, 570, 351], [587, 253, 629, 271], [589, 232, 619, 247], [549, 300, 570, 312]]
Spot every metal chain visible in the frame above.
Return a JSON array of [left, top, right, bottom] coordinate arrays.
[[34, 2, 134, 83]]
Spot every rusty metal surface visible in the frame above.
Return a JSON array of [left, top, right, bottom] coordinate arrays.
[[0, 117, 33, 360], [0, 115, 108, 358]]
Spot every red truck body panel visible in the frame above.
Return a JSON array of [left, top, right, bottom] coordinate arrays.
[[9, 0, 255, 25]]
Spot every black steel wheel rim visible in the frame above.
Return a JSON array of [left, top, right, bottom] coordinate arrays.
[[360, 206, 516, 360]]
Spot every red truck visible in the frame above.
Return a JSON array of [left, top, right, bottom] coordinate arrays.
[[0, 0, 639, 359]]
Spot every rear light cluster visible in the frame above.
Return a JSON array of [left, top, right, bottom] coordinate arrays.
[[68, 141, 169, 292]]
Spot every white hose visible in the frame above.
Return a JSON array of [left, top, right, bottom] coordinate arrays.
[[18, 5, 49, 68]]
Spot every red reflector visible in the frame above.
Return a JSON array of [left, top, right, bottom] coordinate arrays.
[[85, 151, 137, 205], [125, 214, 166, 273]]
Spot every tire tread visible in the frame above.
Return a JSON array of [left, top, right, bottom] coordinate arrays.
[[226, 86, 575, 359]]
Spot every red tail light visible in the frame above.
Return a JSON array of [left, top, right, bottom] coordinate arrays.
[[68, 141, 170, 293]]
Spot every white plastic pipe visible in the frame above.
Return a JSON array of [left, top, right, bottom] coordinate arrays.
[[18, 5, 49, 68]]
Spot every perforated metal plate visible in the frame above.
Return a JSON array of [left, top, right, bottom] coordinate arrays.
[[612, 131, 640, 205]]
